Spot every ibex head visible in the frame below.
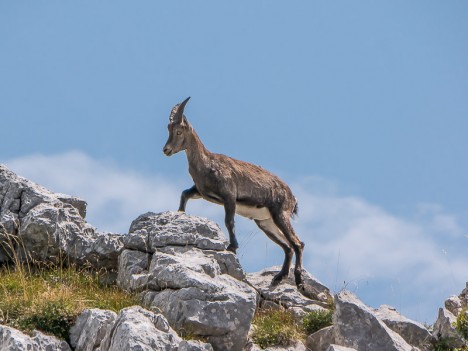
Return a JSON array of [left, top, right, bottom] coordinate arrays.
[[163, 97, 191, 156]]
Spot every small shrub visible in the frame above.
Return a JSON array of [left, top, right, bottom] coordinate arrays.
[[455, 309, 468, 340], [431, 336, 468, 351], [302, 309, 333, 335], [19, 301, 75, 341], [252, 308, 304, 349]]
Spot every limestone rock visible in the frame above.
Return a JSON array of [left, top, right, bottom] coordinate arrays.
[[445, 282, 468, 317], [375, 305, 431, 350], [0, 325, 71, 351], [0, 165, 123, 269], [247, 266, 332, 316], [245, 341, 306, 351], [433, 308, 465, 348], [69, 309, 117, 351], [127, 211, 227, 252], [30, 331, 71, 351], [119, 212, 257, 351], [326, 345, 357, 351], [97, 306, 181, 351], [306, 326, 335, 351], [178, 340, 214, 351], [333, 291, 414, 351]]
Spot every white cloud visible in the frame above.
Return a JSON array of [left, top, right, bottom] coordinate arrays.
[[5, 151, 468, 323]]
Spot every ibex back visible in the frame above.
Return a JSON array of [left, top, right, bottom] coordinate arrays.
[[163, 97, 305, 288]]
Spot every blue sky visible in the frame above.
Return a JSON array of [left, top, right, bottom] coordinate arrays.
[[1, 1, 467, 323]]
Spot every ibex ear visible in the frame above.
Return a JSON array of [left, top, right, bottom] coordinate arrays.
[[170, 97, 190, 125]]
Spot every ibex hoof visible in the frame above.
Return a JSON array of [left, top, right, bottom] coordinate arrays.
[[271, 272, 286, 286], [226, 244, 238, 253], [294, 272, 304, 290]]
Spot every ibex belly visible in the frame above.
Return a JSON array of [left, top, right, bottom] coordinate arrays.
[[235, 203, 271, 220]]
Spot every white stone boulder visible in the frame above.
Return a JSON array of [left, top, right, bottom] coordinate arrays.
[[97, 306, 182, 351], [375, 305, 431, 350], [306, 326, 335, 351], [0, 325, 71, 351], [118, 211, 258, 351], [69, 309, 117, 351], [333, 291, 414, 351]]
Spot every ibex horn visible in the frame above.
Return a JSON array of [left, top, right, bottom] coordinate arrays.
[[173, 97, 191, 124]]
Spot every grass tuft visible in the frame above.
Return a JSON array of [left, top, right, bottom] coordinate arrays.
[[251, 308, 305, 349]]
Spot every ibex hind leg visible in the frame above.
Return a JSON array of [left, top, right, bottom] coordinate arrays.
[[255, 219, 293, 286], [271, 212, 305, 290]]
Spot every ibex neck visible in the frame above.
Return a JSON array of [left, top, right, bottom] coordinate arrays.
[[185, 129, 211, 173]]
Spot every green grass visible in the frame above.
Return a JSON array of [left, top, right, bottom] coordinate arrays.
[[252, 308, 304, 349], [251, 308, 334, 349], [0, 264, 139, 341]]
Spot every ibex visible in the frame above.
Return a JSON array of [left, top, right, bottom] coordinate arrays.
[[163, 97, 305, 288]]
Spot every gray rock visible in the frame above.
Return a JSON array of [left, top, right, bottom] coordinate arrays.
[[306, 325, 335, 351], [128, 211, 228, 252], [56, 193, 87, 218], [0, 325, 71, 351], [142, 274, 257, 351], [119, 212, 257, 351], [445, 282, 468, 317], [0, 165, 123, 269], [30, 331, 71, 351], [326, 345, 357, 351], [247, 266, 332, 314], [433, 308, 465, 348], [117, 249, 151, 291], [0, 325, 36, 351], [97, 306, 181, 351], [69, 309, 117, 351], [178, 340, 214, 351], [375, 305, 431, 350], [244, 341, 306, 351], [333, 291, 414, 351]]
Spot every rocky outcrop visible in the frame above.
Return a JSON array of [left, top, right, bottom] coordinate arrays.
[[333, 291, 415, 351], [445, 282, 468, 317], [247, 266, 332, 320], [375, 305, 432, 350], [2, 166, 467, 351], [433, 307, 465, 348], [70, 306, 213, 351], [118, 211, 258, 351], [0, 165, 123, 269], [306, 296, 434, 351], [0, 325, 71, 351]]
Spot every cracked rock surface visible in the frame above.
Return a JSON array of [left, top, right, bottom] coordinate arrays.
[[0, 165, 123, 269], [118, 211, 258, 351]]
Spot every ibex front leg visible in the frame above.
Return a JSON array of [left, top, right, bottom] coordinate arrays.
[[224, 199, 239, 253], [178, 185, 201, 212]]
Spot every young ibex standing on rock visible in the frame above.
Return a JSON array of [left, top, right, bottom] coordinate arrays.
[[163, 97, 305, 288]]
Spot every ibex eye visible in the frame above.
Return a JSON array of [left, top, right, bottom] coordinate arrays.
[[176, 131, 182, 135]]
